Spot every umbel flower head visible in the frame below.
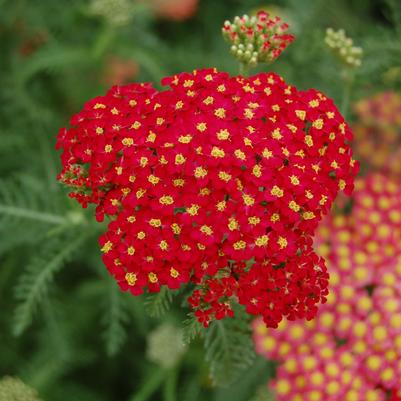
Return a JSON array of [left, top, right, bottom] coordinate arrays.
[[325, 28, 363, 68], [147, 322, 187, 369], [352, 91, 401, 179], [89, 0, 135, 26], [57, 60, 357, 327], [222, 11, 294, 68], [254, 174, 401, 401], [0, 376, 42, 401]]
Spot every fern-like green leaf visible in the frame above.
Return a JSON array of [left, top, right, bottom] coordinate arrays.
[[14, 44, 90, 87], [144, 286, 174, 318], [0, 176, 82, 254], [13, 232, 87, 336], [0, 176, 68, 225], [204, 307, 256, 386], [182, 313, 204, 345], [102, 280, 128, 356]]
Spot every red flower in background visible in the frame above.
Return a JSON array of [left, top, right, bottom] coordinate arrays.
[[391, 390, 401, 401], [57, 68, 357, 327], [149, 0, 198, 21], [102, 56, 139, 87]]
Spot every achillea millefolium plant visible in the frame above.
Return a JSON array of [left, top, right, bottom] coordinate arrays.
[[3, 1, 401, 399], [56, 11, 358, 329]]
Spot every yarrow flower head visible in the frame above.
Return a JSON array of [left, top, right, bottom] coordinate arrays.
[[147, 322, 187, 369], [57, 66, 357, 328], [89, 0, 136, 26], [103, 56, 139, 86], [148, 0, 199, 21], [325, 28, 363, 68], [352, 91, 401, 178], [254, 173, 401, 401], [222, 11, 294, 69], [0, 376, 42, 401]]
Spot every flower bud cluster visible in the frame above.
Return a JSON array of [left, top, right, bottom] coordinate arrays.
[[222, 11, 294, 69], [147, 323, 187, 369], [0, 376, 42, 401], [89, 0, 135, 26], [325, 28, 362, 68]]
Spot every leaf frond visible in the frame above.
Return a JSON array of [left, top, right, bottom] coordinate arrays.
[[13, 231, 87, 335]]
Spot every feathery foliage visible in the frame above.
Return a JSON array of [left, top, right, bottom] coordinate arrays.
[[0, 176, 67, 226], [144, 286, 176, 318], [13, 231, 88, 336], [204, 306, 256, 386], [102, 279, 129, 356], [182, 312, 205, 345]]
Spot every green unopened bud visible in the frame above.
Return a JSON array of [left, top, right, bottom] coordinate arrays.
[[250, 57, 257, 67], [147, 323, 187, 369], [222, 11, 294, 75], [325, 28, 363, 68], [89, 0, 135, 26], [67, 211, 85, 225], [0, 376, 42, 401]]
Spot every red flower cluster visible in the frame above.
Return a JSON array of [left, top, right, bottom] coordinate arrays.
[[391, 390, 401, 401], [57, 68, 357, 327]]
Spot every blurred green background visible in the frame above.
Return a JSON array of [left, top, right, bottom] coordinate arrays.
[[1, 0, 401, 400]]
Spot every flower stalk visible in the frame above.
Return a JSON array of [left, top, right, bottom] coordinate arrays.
[[325, 28, 363, 118]]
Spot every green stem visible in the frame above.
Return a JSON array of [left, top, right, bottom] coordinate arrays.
[[129, 368, 166, 401], [163, 367, 179, 401], [340, 69, 354, 119], [93, 24, 115, 60], [0, 205, 68, 225], [130, 48, 166, 86], [239, 62, 250, 77]]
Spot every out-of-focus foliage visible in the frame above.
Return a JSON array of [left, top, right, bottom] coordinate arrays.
[[1, 0, 400, 400]]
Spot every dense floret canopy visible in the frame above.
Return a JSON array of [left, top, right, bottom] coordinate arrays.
[[57, 68, 357, 327]]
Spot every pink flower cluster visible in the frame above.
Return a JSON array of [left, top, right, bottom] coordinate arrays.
[[254, 173, 401, 401], [352, 91, 401, 179]]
